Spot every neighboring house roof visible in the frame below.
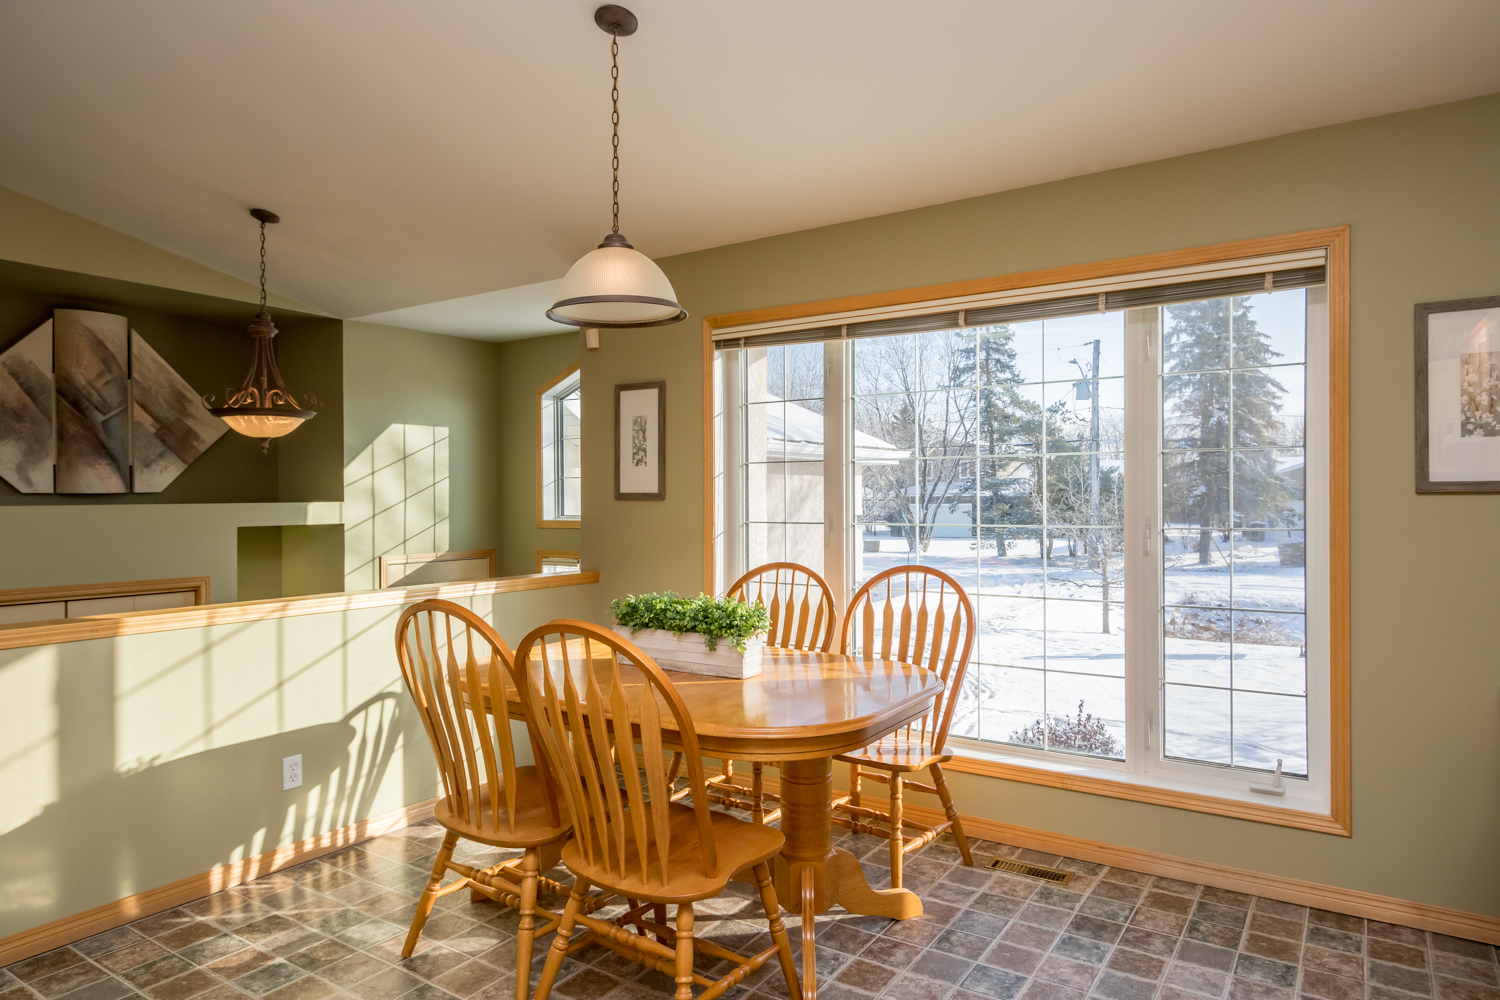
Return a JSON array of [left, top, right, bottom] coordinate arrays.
[[764, 394, 909, 464]]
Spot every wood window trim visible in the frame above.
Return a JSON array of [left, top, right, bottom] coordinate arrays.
[[700, 225, 1351, 835], [0, 576, 212, 608], [536, 549, 582, 572], [377, 549, 495, 589], [537, 362, 582, 528]]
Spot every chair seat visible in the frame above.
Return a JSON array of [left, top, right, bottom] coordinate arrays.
[[562, 801, 784, 903], [835, 742, 953, 773], [433, 766, 572, 848]]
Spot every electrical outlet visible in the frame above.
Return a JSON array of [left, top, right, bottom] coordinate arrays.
[[282, 754, 302, 791]]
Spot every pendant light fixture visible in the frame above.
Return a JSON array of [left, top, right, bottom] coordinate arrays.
[[546, 5, 687, 330], [206, 208, 318, 453]]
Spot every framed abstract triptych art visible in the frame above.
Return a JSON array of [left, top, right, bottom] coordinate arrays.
[[615, 380, 665, 500], [1416, 295, 1500, 492]]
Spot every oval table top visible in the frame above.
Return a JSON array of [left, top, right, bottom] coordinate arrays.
[[485, 644, 944, 763]]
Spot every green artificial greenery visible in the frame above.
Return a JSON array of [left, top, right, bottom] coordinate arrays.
[[610, 591, 770, 653]]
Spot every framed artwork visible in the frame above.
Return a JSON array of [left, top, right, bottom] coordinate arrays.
[[1416, 295, 1500, 492], [615, 380, 665, 500]]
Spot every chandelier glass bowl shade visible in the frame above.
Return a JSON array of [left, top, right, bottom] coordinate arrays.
[[546, 6, 687, 329], [206, 209, 318, 451]]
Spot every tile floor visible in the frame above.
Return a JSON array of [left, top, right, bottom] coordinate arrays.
[[3, 819, 1497, 1000]]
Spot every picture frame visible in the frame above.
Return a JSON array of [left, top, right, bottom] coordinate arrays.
[[1416, 294, 1500, 492], [615, 380, 665, 500]]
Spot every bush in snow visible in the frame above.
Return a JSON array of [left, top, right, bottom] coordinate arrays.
[[1009, 700, 1123, 757]]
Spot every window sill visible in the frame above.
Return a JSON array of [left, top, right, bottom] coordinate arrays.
[[537, 518, 582, 529], [945, 739, 1348, 836]]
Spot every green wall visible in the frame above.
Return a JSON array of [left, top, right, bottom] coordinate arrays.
[[494, 332, 581, 576], [580, 92, 1500, 917]]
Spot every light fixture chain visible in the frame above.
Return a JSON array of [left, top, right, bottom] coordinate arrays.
[[258, 219, 268, 310], [610, 30, 620, 234]]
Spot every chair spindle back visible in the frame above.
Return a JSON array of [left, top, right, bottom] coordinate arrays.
[[514, 619, 718, 887], [727, 562, 837, 652], [840, 567, 975, 752], [394, 599, 555, 836]]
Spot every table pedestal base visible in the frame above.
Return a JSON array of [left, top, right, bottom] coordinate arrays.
[[772, 757, 922, 999]]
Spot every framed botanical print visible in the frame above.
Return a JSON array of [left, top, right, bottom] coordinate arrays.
[[615, 380, 665, 500], [1416, 295, 1500, 492]]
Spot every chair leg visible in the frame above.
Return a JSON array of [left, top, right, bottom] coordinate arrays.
[[752, 862, 801, 998], [673, 902, 695, 1000], [888, 774, 904, 889], [751, 762, 765, 824], [653, 903, 668, 943], [931, 762, 973, 866], [848, 761, 862, 809], [513, 847, 541, 1000], [403, 829, 458, 958], [533, 877, 589, 1000]]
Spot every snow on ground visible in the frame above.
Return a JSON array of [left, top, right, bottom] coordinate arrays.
[[857, 531, 1308, 774]]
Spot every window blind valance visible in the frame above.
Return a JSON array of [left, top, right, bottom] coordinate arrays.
[[713, 250, 1327, 350]]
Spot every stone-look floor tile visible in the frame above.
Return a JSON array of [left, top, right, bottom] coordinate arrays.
[[95, 942, 168, 975], [554, 966, 626, 1000], [256, 978, 334, 1000], [1302, 947, 1364, 981], [345, 966, 422, 1000], [204, 951, 278, 984], [1003, 923, 1062, 953], [1193, 904, 1249, 932], [1118, 928, 1177, 959], [834, 959, 898, 994], [1243, 933, 1303, 965], [74, 931, 149, 961], [960, 911, 1013, 941], [28, 963, 106, 999], [1299, 969, 1362, 1000], [1201, 890, 1254, 910], [1368, 924, 1426, 948], [1091, 883, 1145, 907], [315, 955, 389, 989], [1233, 954, 1298, 989], [1022, 980, 1087, 1000], [178, 937, 252, 968], [1164, 960, 1229, 998], [1249, 915, 1305, 943], [1433, 954, 1500, 987], [1251, 900, 1306, 923], [1368, 959, 1433, 996], [133, 914, 201, 941], [230, 963, 305, 999], [1066, 916, 1124, 946], [912, 950, 976, 985], [1176, 942, 1237, 974], [155, 926, 222, 953], [1305, 927, 1362, 956], [960, 964, 1029, 1000], [392, 948, 468, 982], [1079, 899, 1135, 925], [1102, 870, 1152, 889], [1131, 908, 1190, 937], [935, 930, 995, 962], [885, 973, 957, 1000], [1034, 956, 1099, 993], [283, 941, 356, 977], [1163, 988, 1216, 1000], [10, 953, 87, 985], [1144, 894, 1197, 917], [145, 970, 222, 1000], [121, 957, 195, 990], [972, 894, 1025, 920], [52, 977, 136, 1000], [1051, 937, 1111, 967], [1151, 880, 1200, 898], [185, 986, 248, 1000], [1105, 949, 1166, 982], [982, 943, 1045, 977], [1435, 977, 1500, 1000], [1226, 977, 1292, 1000], [1093, 970, 1158, 1000], [857, 935, 923, 971], [431, 961, 503, 1000], [1307, 912, 1363, 935], [1432, 939, 1495, 962], [1370, 939, 1429, 970], [1187, 921, 1244, 951]]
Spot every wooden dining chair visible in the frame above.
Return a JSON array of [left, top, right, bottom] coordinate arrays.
[[831, 566, 976, 889], [515, 620, 801, 1000], [701, 562, 839, 824], [393, 600, 574, 1000]]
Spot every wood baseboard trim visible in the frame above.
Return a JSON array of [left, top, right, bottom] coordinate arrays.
[[0, 798, 439, 967], [741, 770, 1499, 945]]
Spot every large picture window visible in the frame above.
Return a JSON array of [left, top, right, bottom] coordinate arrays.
[[710, 231, 1347, 831]]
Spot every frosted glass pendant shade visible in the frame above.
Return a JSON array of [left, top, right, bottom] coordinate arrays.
[[547, 236, 687, 328], [220, 413, 310, 439]]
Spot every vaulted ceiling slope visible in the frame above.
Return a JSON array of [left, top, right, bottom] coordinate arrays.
[[1, 1, 1497, 340]]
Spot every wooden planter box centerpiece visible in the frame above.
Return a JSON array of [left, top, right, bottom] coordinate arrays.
[[609, 591, 770, 680]]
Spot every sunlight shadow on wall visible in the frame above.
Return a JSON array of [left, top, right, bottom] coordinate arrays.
[[342, 425, 450, 592]]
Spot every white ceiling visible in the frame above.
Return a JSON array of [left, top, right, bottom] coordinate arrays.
[[1, 2, 1497, 341]]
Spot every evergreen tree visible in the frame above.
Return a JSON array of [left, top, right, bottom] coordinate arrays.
[[1162, 297, 1293, 564]]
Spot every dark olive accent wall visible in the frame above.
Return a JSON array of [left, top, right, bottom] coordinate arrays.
[[0, 258, 342, 505]]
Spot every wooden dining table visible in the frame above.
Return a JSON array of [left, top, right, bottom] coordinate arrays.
[[483, 644, 944, 1000]]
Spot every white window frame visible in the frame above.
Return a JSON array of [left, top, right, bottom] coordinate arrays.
[[708, 231, 1349, 833], [538, 366, 581, 527]]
